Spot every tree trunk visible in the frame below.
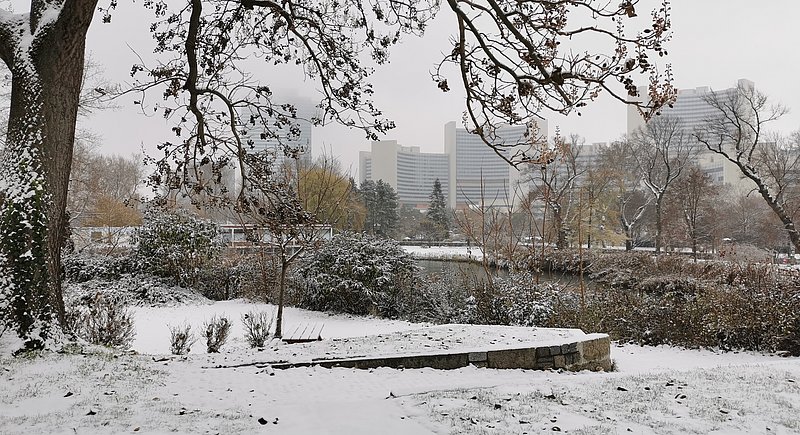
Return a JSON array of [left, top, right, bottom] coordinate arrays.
[[274, 258, 288, 338], [654, 199, 662, 254], [0, 0, 97, 347]]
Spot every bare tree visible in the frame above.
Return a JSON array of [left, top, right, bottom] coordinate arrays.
[[695, 84, 800, 252], [232, 154, 351, 338], [672, 166, 718, 261], [527, 133, 586, 249], [434, 0, 675, 166], [627, 116, 693, 253], [598, 140, 649, 250]]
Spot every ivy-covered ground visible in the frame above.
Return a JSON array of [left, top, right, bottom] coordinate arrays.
[[1, 300, 798, 434]]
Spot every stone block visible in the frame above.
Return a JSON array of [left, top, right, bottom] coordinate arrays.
[[549, 345, 562, 356], [579, 336, 610, 361], [488, 348, 537, 369], [536, 347, 550, 358], [571, 335, 612, 372], [553, 355, 566, 368], [561, 342, 578, 354], [468, 352, 487, 363]]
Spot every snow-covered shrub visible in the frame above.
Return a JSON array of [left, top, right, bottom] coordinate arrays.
[[195, 258, 252, 301], [66, 275, 210, 307], [242, 310, 273, 348], [464, 272, 565, 327], [295, 232, 417, 316], [62, 253, 133, 283], [203, 316, 231, 353], [70, 293, 136, 349], [413, 271, 476, 323], [131, 208, 221, 287], [169, 323, 197, 355]]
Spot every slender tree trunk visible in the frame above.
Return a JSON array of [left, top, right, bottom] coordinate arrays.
[[0, 1, 97, 347], [654, 199, 662, 254], [274, 256, 288, 338]]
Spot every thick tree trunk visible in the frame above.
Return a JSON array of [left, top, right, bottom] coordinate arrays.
[[0, 0, 97, 346]]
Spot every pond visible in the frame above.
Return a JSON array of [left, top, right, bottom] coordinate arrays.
[[415, 259, 591, 288]]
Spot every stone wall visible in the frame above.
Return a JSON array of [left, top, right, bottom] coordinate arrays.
[[271, 333, 612, 372]]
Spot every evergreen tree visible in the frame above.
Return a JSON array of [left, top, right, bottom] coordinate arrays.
[[424, 179, 449, 240], [361, 179, 399, 237]]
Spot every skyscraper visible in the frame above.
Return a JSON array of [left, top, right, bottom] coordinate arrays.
[[360, 120, 548, 210], [445, 120, 547, 209], [627, 79, 755, 189], [242, 100, 315, 167], [359, 141, 450, 208]]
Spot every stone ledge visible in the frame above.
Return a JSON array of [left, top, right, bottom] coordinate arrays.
[[270, 332, 611, 372]]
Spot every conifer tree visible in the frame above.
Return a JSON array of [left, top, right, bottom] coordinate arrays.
[[425, 179, 449, 240]]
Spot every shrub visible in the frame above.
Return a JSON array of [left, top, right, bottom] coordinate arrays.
[[70, 293, 136, 349], [132, 208, 221, 287], [169, 323, 197, 355], [295, 233, 417, 316], [413, 271, 476, 323], [203, 316, 231, 353], [242, 310, 273, 348], [62, 253, 134, 283]]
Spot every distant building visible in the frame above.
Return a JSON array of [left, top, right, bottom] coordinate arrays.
[[627, 79, 755, 189], [242, 101, 316, 166], [360, 120, 548, 210], [359, 141, 450, 208], [445, 121, 546, 209]]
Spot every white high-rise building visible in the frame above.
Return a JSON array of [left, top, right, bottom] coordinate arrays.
[[445, 120, 547, 209], [359, 141, 450, 208], [627, 79, 755, 189], [359, 120, 548, 210], [242, 101, 315, 166]]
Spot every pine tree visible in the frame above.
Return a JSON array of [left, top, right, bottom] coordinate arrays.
[[361, 179, 399, 237], [425, 179, 449, 241]]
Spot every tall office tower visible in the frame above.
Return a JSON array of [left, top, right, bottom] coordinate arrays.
[[359, 141, 450, 208], [242, 100, 315, 167], [627, 79, 755, 189], [444, 120, 548, 209]]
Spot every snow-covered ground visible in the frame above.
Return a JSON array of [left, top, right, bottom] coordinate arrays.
[[1, 300, 798, 434], [403, 245, 483, 261]]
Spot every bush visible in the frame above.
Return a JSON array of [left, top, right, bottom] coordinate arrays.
[[169, 323, 197, 355], [546, 260, 800, 355], [294, 233, 417, 316], [70, 293, 136, 349], [242, 310, 273, 348], [63, 253, 134, 283], [132, 208, 221, 287], [203, 316, 231, 353], [412, 271, 476, 323]]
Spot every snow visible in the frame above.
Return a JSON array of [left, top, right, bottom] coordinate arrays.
[[1, 300, 798, 434], [403, 244, 484, 261]]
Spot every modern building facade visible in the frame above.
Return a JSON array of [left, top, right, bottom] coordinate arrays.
[[627, 79, 755, 189], [359, 141, 450, 208], [444, 121, 545, 209], [360, 120, 548, 210], [242, 101, 315, 166]]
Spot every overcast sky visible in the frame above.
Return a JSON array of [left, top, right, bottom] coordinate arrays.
[[82, 0, 800, 177]]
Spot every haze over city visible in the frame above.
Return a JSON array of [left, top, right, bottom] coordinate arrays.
[[83, 0, 800, 178]]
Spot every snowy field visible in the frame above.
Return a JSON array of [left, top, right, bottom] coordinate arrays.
[[1, 300, 799, 434]]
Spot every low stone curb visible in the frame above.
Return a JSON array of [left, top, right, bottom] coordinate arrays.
[[270, 333, 611, 372]]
